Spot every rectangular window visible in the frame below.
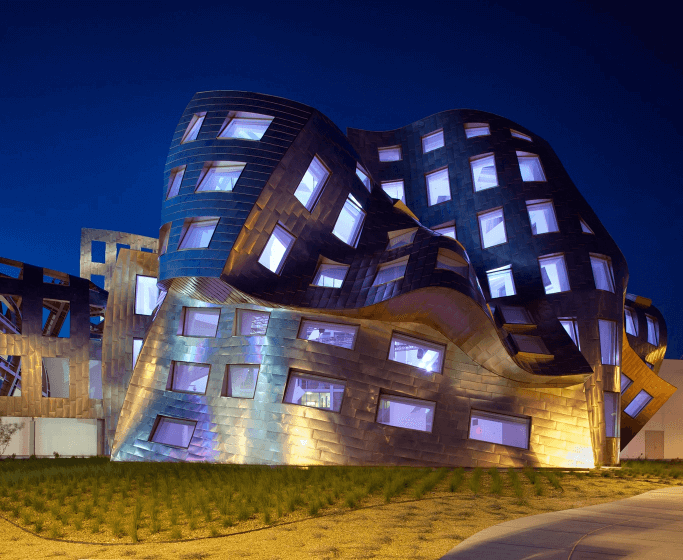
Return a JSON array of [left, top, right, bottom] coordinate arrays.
[[312, 261, 349, 288], [168, 361, 210, 394], [116, 243, 130, 260], [469, 410, 530, 449], [470, 153, 498, 192], [436, 249, 468, 276], [605, 392, 620, 438], [283, 371, 345, 412], [258, 224, 296, 274], [298, 319, 358, 350], [178, 217, 219, 249], [422, 129, 444, 153], [294, 156, 330, 210], [218, 111, 273, 140], [378, 146, 402, 161], [196, 162, 245, 192], [426, 168, 451, 205], [599, 319, 619, 366], [388, 332, 445, 374], [356, 165, 371, 191], [90, 274, 105, 290], [0, 356, 22, 396], [526, 200, 559, 234], [222, 364, 260, 398], [381, 180, 405, 203], [590, 255, 615, 293], [512, 334, 551, 356], [373, 256, 409, 286], [166, 166, 186, 199], [132, 338, 143, 369], [150, 416, 196, 448], [538, 254, 570, 294], [235, 309, 270, 336], [464, 122, 490, 138], [387, 228, 417, 250], [516, 151, 547, 181], [135, 275, 159, 315], [377, 394, 435, 432], [486, 265, 516, 298], [559, 318, 580, 349], [159, 224, 170, 256], [624, 390, 653, 418], [91, 240, 106, 263], [42, 357, 69, 398], [178, 307, 220, 337], [89, 360, 103, 399], [646, 315, 659, 345], [624, 308, 638, 336], [500, 306, 533, 326], [478, 207, 507, 248], [433, 225, 456, 239], [181, 113, 205, 143], [510, 129, 532, 141], [620, 373, 633, 394], [332, 194, 365, 247]]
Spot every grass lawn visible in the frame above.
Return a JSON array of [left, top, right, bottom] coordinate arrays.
[[0, 458, 681, 559]]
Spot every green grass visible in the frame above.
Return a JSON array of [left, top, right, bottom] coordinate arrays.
[[468, 467, 483, 495]]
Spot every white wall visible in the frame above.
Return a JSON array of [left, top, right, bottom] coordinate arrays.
[[1, 417, 32, 456], [0, 417, 99, 457]]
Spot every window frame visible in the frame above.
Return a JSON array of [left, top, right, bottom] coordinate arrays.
[[516, 151, 547, 182], [559, 318, 581, 350], [387, 331, 446, 375], [526, 199, 559, 235], [356, 164, 372, 192], [149, 415, 197, 449], [234, 309, 270, 336], [282, 370, 346, 413], [177, 307, 221, 338], [599, 319, 619, 366], [134, 274, 159, 316], [217, 111, 274, 141], [372, 255, 409, 287], [181, 113, 206, 144], [468, 409, 531, 450], [177, 217, 220, 250], [386, 228, 417, 251], [470, 153, 498, 192], [195, 161, 246, 193], [311, 260, 349, 288], [425, 167, 451, 206], [646, 315, 659, 346], [537, 253, 571, 294], [332, 194, 366, 248], [604, 391, 620, 438], [222, 364, 260, 399], [624, 390, 653, 418], [166, 166, 186, 199], [297, 318, 359, 350], [510, 129, 532, 141], [257, 223, 296, 275], [464, 123, 491, 138], [624, 307, 638, 336], [294, 155, 331, 211], [620, 373, 633, 394], [486, 265, 516, 299], [378, 145, 402, 162], [167, 360, 211, 395], [132, 338, 143, 370], [478, 207, 507, 249], [381, 180, 405, 203], [421, 129, 445, 153], [376, 393, 437, 433], [589, 254, 616, 293]]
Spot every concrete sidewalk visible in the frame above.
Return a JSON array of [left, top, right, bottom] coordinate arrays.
[[440, 486, 683, 559]]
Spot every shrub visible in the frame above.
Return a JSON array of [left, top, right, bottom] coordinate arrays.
[[488, 468, 503, 496], [221, 516, 233, 528], [171, 527, 182, 540], [308, 499, 321, 516], [508, 468, 524, 503], [34, 517, 44, 533], [543, 471, 563, 491], [468, 468, 483, 495], [49, 524, 63, 539], [74, 514, 83, 531], [449, 468, 465, 492], [413, 467, 448, 499]]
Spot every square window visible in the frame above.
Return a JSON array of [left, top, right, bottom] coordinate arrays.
[[166, 166, 186, 199], [599, 319, 619, 366], [196, 162, 245, 192], [436, 249, 468, 276], [178, 217, 219, 250], [294, 156, 330, 210], [149, 416, 196, 448], [469, 410, 530, 449], [373, 256, 409, 286], [42, 299, 70, 338], [91, 240, 106, 263], [422, 129, 444, 153], [559, 318, 580, 350], [388, 332, 445, 374], [218, 111, 274, 140], [222, 364, 260, 398], [620, 373, 633, 394], [624, 308, 638, 336], [42, 357, 69, 398], [298, 319, 358, 350], [478, 207, 507, 248], [90, 274, 105, 290], [116, 243, 130, 260], [133, 338, 143, 369], [646, 315, 659, 345], [312, 261, 349, 288], [470, 153, 498, 192], [332, 194, 366, 247], [283, 371, 345, 412], [604, 392, 620, 438], [378, 145, 402, 161], [510, 129, 532, 141], [433, 225, 457, 240], [235, 309, 270, 335], [386, 228, 417, 250], [381, 180, 405, 203], [135, 275, 159, 315], [178, 307, 220, 337], [538, 254, 570, 294], [377, 394, 435, 432], [516, 151, 546, 182], [486, 265, 516, 298], [89, 360, 103, 399], [624, 390, 653, 418], [356, 165, 371, 191], [526, 200, 559, 234], [181, 113, 206, 143], [167, 361, 210, 394], [590, 254, 615, 293], [258, 224, 296, 274], [464, 123, 490, 138], [425, 168, 451, 205]]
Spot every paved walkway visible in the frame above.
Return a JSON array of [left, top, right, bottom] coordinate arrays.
[[440, 486, 683, 559]]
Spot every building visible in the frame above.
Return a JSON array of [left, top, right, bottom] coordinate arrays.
[[0, 91, 676, 467]]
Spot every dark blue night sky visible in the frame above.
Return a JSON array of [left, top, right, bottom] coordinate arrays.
[[2, 1, 681, 358]]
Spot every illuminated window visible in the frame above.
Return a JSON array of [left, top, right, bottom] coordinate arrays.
[[195, 162, 245, 192], [510, 129, 532, 141], [386, 229, 417, 250], [605, 392, 620, 438], [486, 265, 515, 298], [135, 275, 159, 315], [580, 218, 594, 234], [433, 225, 456, 239], [149, 416, 196, 448], [218, 111, 273, 140], [178, 217, 219, 249], [159, 224, 170, 256], [422, 129, 444, 153], [223, 365, 259, 398], [378, 145, 401, 161], [283, 371, 345, 412], [89, 360, 102, 399], [332, 194, 365, 247], [377, 394, 435, 432], [181, 113, 205, 143], [373, 256, 409, 286], [235, 309, 269, 336], [426, 168, 451, 205], [298, 319, 358, 349], [381, 180, 405, 203], [312, 260, 349, 288], [469, 410, 530, 449], [356, 165, 371, 191], [624, 390, 653, 418], [436, 250, 468, 276], [620, 373, 633, 394], [599, 319, 619, 366], [590, 254, 615, 293], [132, 338, 143, 369], [178, 307, 220, 337], [538, 254, 570, 294], [166, 166, 186, 199], [464, 123, 490, 138], [388, 332, 445, 374], [258, 224, 295, 274], [646, 315, 659, 345], [470, 153, 498, 191], [516, 151, 546, 181], [624, 308, 638, 336], [294, 156, 330, 210], [478, 207, 507, 248], [526, 200, 559, 234], [167, 361, 210, 394], [559, 318, 580, 349]]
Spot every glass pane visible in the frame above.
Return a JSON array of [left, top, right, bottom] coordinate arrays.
[[527, 201, 559, 234], [132, 338, 143, 369], [433, 226, 456, 239], [197, 164, 245, 192], [387, 230, 416, 250], [510, 129, 532, 141], [471, 154, 498, 191], [151, 417, 196, 448], [377, 396, 435, 432], [332, 196, 365, 246], [517, 152, 546, 181], [580, 219, 594, 234], [227, 365, 259, 398], [378, 146, 401, 161], [624, 308, 638, 336], [560, 319, 580, 349], [356, 166, 371, 191], [604, 392, 620, 437], [298, 320, 358, 349], [135, 276, 159, 315], [294, 156, 329, 210], [181, 308, 220, 337], [284, 373, 345, 412], [599, 320, 618, 365], [381, 180, 405, 203], [258, 225, 295, 273], [620, 373, 633, 393], [469, 411, 529, 449], [646, 316, 659, 345], [426, 168, 451, 205], [88, 360, 103, 399], [624, 390, 653, 418], [539, 255, 570, 294], [313, 264, 348, 287], [436, 254, 467, 276], [42, 357, 69, 398], [167, 167, 185, 198], [172, 362, 210, 393], [464, 123, 490, 138], [182, 114, 205, 143], [590, 256, 615, 292], [237, 310, 270, 335], [179, 219, 219, 249], [373, 259, 408, 286], [220, 117, 272, 140], [487, 267, 515, 298], [422, 130, 444, 152], [388, 334, 444, 373], [479, 208, 506, 248]]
